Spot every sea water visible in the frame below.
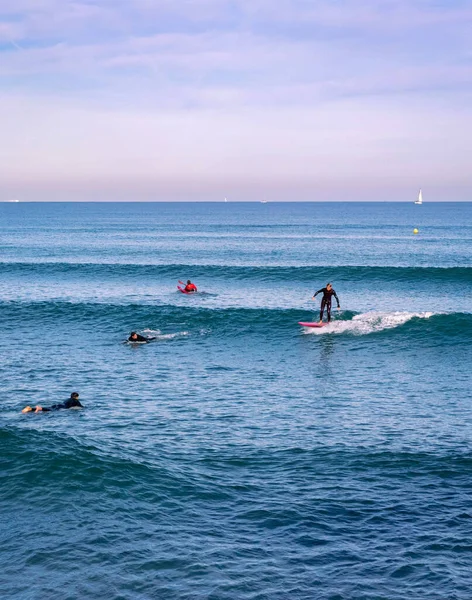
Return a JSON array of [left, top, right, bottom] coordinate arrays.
[[1, 202, 471, 599]]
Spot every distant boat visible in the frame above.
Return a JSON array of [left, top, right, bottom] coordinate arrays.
[[260, 200, 268, 204], [415, 189, 423, 205], [6, 199, 20, 203], [224, 197, 228, 203]]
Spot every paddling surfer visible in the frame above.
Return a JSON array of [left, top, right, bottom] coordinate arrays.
[[312, 283, 340, 324], [128, 332, 151, 343], [184, 280, 197, 293], [22, 392, 83, 413], [127, 332, 157, 344]]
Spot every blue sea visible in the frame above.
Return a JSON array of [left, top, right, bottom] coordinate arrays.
[[1, 202, 471, 600]]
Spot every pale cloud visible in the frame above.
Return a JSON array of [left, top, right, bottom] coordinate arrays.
[[0, 0, 471, 200]]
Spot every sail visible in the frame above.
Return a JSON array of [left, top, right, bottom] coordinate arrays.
[[415, 189, 423, 204]]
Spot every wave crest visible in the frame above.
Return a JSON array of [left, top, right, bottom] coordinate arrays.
[[303, 311, 435, 335]]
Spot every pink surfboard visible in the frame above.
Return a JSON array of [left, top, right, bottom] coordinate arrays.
[[298, 322, 326, 328]]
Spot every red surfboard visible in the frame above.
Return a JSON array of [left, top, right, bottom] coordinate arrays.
[[298, 322, 326, 328]]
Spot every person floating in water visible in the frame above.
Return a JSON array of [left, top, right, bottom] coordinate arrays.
[[22, 392, 83, 413], [128, 331, 154, 343], [312, 283, 340, 324], [184, 280, 197, 293]]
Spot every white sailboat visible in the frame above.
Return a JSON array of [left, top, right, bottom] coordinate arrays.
[[415, 189, 423, 205]]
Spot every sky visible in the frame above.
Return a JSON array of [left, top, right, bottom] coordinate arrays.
[[0, 0, 471, 201]]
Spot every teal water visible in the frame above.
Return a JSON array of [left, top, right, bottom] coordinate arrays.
[[1, 202, 471, 599]]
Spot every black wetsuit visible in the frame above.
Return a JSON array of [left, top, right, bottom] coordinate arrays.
[[313, 287, 340, 322], [128, 334, 149, 342], [41, 397, 83, 412]]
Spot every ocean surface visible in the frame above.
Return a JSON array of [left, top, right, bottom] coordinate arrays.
[[1, 201, 471, 600]]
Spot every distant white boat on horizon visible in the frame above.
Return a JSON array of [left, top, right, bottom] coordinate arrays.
[[415, 189, 423, 205], [260, 200, 268, 204], [5, 199, 20, 202], [224, 197, 228, 203]]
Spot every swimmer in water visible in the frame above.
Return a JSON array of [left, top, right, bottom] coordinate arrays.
[[312, 283, 341, 324], [22, 392, 83, 413], [128, 332, 151, 343], [184, 280, 197, 293]]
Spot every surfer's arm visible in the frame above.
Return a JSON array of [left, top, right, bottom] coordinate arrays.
[[333, 291, 340, 307], [312, 288, 324, 299]]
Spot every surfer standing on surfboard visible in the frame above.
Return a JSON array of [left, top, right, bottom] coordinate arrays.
[[312, 283, 340, 324]]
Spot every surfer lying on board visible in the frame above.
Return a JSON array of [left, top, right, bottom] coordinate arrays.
[[312, 283, 340, 324], [22, 392, 83, 413], [128, 332, 155, 343], [184, 280, 197, 293]]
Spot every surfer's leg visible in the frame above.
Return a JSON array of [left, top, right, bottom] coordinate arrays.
[[326, 301, 332, 323], [319, 299, 326, 322]]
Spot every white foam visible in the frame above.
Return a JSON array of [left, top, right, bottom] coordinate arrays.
[[141, 328, 189, 340], [156, 331, 189, 340], [304, 311, 435, 336]]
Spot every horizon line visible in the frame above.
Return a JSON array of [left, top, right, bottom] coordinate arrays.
[[1, 200, 471, 204]]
